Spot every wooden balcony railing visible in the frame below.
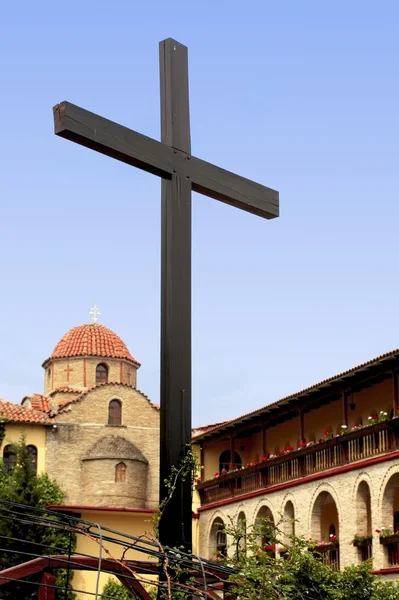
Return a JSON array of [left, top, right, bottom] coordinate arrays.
[[198, 420, 399, 506], [313, 543, 340, 570], [380, 534, 399, 566]]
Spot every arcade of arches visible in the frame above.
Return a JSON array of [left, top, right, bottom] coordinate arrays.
[[203, 468, 399, 572]]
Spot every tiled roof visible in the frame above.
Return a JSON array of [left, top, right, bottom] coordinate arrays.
[[21, 394, 51, 412], [43, 324, 140, 366], [0, 400, 50, 424], [49, 387, 83, 397], [57, 382, 160, 414], [193, 347, 399, 441]]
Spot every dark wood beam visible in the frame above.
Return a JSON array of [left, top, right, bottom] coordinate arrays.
[[343, 390, 349, 426], [392, 369, 398, 415], [159, 38, 192, 552], [53, 101, 279, 220]]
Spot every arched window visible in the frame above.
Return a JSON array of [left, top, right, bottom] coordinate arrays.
[[96, 363, 108, 384], [209, 518, 227, 558], [3, 445, 16, 473], [27, 445, 38, 473], [115, 462, 127, 483], [108, 400, 122, 425], [219, 450, 242, 473]]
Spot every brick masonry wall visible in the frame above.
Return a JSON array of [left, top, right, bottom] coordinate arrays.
[[45, 384, 159, 508], [198, 458, 399, 572], [45, 357, 138, 394]]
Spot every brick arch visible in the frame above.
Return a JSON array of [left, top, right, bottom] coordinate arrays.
[[251, 498, 276, 525], [309, 483, 341, 543], [355, 480, 372, 535], [208, 515, 227, 558], [351, 472, 374, 503], [236, 510, 247, 556], [282, 499, 295, 539], [378, 464, 399, 511], [233, 504, 247, 522], [206, 509, 228, 541], [380, 466, 399, 531], [280, 492, 297, 516]]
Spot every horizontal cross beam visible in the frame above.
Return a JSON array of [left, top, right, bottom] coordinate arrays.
[[54, 101, 279, 220]]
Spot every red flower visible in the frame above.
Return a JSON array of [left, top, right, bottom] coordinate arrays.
[[375, 529, 381, 533], [300, 441, 307, 448], [214, 472, 219, 478], [265, 544, 275, 551], [324, 429, 330, 436], [221, 468, 227, 474], [246, 462, 253, 468], [253, 457, 258, 463], [285, 445, 294, 452], [261, 456, 268, 462]]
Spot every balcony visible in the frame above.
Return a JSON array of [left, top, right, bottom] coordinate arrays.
[[380, 534, 399, 566], [198, 420, 399, 506]]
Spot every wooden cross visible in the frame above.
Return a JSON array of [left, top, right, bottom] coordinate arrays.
[[53, 38, 279, 552], [64, 364, 73, 382]]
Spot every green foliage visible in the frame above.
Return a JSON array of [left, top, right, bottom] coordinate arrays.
[[222, 517, 399, 600], [152, 445, 198, 538], [102, 578, 135, 599], [0, 436, 76, 600]]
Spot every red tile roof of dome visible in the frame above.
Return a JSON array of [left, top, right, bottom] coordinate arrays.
[[43, 324, 140, 366]]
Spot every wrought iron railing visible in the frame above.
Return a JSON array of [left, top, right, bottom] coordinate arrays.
[[198, 420, 399, 506]]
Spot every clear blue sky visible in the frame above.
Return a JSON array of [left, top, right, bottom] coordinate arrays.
[[0, 2, 398, 426]]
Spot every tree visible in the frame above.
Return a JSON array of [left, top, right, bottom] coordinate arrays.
[[0, 436, 76, 599], [219, 516, 399, 600]]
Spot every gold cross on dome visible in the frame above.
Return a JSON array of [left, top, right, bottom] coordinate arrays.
[[89, 303, 101, 324]]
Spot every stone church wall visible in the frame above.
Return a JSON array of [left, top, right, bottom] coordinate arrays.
[[45, 384, 159, 508]]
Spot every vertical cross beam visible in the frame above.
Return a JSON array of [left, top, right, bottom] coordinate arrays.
[[159, 39, 192, 551]]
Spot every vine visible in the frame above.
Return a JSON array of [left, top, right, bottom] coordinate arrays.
[[152, 444, 199, 538]]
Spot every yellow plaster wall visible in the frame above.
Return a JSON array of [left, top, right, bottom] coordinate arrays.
[[72, 510, 156, 599], [351, 379, 393, 427], [265, 418, 300, 456], [202, 439, 230, 480], [1, 423, 46, 474], [304, 398, 343, 442]]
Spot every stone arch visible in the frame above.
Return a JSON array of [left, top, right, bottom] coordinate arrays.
[[282, 499, 295, 539], [381, 471, 399, 531], [355, 480, 372, 535], [209, 516, 227, 558], [236, 510, 247, 556], [255, 505, 275, 552], [310, 487, 340, 543], [251, 498, 276, 526]]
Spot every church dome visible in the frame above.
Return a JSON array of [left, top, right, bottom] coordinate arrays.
[[44, 324, 139, 366]]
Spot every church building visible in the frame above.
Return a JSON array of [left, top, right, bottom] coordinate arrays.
[[2, 316, 399, 587], [0, 318, 160, 595]]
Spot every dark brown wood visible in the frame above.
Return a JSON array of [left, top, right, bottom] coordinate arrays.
[[53, 102, 279, 220], [159, 40, 193, 553], [39, 570, 55, 600], [299, 406, 305, 442], [230, 434, 235, 467], [342, 391, 348, 426], [392, 370, 398, 414], [200, 444, 205, 481], [262, 422, 267, 456]]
